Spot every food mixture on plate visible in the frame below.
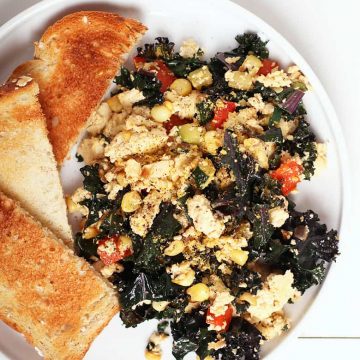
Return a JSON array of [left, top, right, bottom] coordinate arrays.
[[69, 33, 339, 360]]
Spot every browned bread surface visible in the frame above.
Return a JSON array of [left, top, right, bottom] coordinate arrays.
[[0, 78, 72, 245], [0, 191, 119, 360], [11, 11, 147, 164]]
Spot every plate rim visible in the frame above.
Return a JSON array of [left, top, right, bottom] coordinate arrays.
[[0, 0, 352, 359]]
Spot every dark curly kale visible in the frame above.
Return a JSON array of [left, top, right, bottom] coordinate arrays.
[[171, 306, 215, 360], [214, 318, 263, 360], [222, 130, 258, 204], [196, 98, 215, 125], [137, 36, 205, 77], [137, 37, 175, 60], [264, 209, 339, 292], [80, 164, 104, 195], [114, 67, 163, 106], [221, 267, 262, 298], [233, 33, 269, 60], [248, 204, 274, 252]]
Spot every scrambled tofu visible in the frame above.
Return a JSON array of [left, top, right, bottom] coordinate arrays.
[[247, 270, 298, 322], [187, 195, 225, 238]]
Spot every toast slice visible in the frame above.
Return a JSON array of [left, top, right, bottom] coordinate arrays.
[[0, 191, 119, 360], [10, 11, 147, 164], [0, 78, 72, 245]]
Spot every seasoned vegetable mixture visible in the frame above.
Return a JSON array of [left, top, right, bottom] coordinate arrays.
[[69, 33, 339, 360]]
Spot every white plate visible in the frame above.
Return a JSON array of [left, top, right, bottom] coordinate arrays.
[[0, 0, 350, 359]]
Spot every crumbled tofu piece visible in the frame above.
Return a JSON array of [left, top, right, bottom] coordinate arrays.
[[100, 263, 124, 278], [130, 190, 163, 237], [104, 181, 123, 200], [103, 110, 129, 138], [187, 66, 213, 90], [248, 93, 265, 112], [187, 195, 225, 238], [86, 102, 112, 135], [179, 38, 201, 58], [243, 138, 274, 169], [202, 130, 224, 155], [277, 118, 299, 138], [256, 70, 292, 88], [314, 142, 327, 176], [224, 108, 257, 129], [117, 88, 145, 110], [208, 338, 226, 351], [287, 65, 312, 90], [124, 114, 159, 133], [255, 311, 290, 340], [165, 90, 199, 118], [224, 70, 253, 90], [105, 127, 168, 162], [269, 206, 289, 228], [78, 137, 107, 164], [247, 270, 297, 322], [168, 261, 195, 286], [71, 187, 91, 203], [225, 56, 241, 64], [125, 159, 142, 182]]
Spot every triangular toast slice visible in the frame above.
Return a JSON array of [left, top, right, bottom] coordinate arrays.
[[0, 191, 119, 359], [10, 11, 147, 164], [0, 78, 72, 245]]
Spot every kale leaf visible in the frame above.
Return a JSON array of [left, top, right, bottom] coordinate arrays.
[[214, 318, 263, 360], [264, 209, 339, 292], [233, 33, 269, 60], [248, 204, 274, 252], [114, 67, 163, 106], [137, 37, 175, 60], [166, 56, 205, 77], [196, 98, 215, 125], [80, 164, 104, 194]]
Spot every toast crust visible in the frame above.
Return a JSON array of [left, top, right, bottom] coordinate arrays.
[[0, 78, 72, 244], [11, 11, 147, 164], [0, 192, 119, 360]]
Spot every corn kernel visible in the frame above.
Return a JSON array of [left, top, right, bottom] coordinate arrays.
[[186, 283, 210, 302], [164, 240, 185, 256], [106, 95, 122, 112], [187, 66, 213, 90], [170, 78, 193, 96], [225, 70, 253, 90], [179, 124, 201, 144], [151, 104, 172, 123], [163, 100, 174, 112], [145, 350, 161, 360], [152, 301, 169, 312], [172, 268, 195, 287], [242, 55, 262, 75], [230, 249, 249, 266], [83, 224, 100, 239], [121, 191, 142, 213], [239, 292, 257, 306]]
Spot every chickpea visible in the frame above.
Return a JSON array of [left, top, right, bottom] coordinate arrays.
[[172, 268, 195, 287], [186, 283, 210, 302], [164, 240, 185, 256], [170, 78, 193, 96], [121, 191, 142, 213], [151, 104, 172, 123], [230, 249, 249, 266]]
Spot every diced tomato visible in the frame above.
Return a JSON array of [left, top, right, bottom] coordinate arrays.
[[133, 57, 176, 93], [154, 60, 177, 92], [97, 236, 132, 266], [257, 59, 278, 76], [163, 115, 191, 133], [206, 304, 233, 332], [133, 56, 146, 69], [211, 101, 237, 129], [270, 160, 303, 196]]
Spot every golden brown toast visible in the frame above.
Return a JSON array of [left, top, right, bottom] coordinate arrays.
[[0, 191, 119, 360], [0, 78, 72, 245], [10, 11, 147, 164]]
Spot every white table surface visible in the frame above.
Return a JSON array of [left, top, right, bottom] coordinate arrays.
[[0, 0, 359, 358]]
